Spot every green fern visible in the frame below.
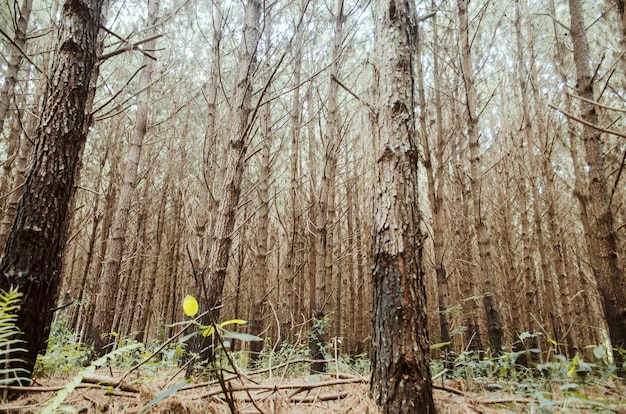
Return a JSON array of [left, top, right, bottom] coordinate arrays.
[[0, 287, 29, 387]]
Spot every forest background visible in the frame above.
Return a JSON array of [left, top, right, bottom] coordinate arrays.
[[0, 0, 625, 389]]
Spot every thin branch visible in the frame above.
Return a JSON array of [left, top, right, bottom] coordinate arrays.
[[611, 148, 626, 207], [0, 27, 43, 73], [548, 104, 626, 139], [566, 91, 626, 113], [331, 74, 374, 114], [99, 33, 164, 61], [91, 65, 144, 116]]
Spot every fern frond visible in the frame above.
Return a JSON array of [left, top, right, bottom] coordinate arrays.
[[0, 287, 29, 388]]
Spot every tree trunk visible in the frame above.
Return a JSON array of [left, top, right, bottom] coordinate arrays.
[[416, 9, 451, 351], [282, 0, 305, 343], [0, 0, 33, 135], [199, 0, 261, 317], [88, 0, 159, 355], [136, 179, 168, 343], [458, 0, 503, 354], [250, 21, 273, 357], [568, 0, 626, 366], [310, 0, 344, 374], [370, 0, 435, 412], [0, 0, 106, 382]]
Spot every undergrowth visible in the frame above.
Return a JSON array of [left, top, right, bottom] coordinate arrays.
[[24, 304, 626, 413], [430, 332, 626, 413]]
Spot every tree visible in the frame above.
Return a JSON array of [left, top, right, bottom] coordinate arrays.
[[457, 0, 503, 353], [0, 0, 33, 136], [198, 0, 261, 317], [86, 0, 160, 356], [567, 0, 626, 367], [310, 0, 344, 374], [370, 0, 435, 412], [0, 0, 107, 381]]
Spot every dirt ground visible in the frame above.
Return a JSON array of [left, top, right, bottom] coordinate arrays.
[[1, 371, 624, 413]]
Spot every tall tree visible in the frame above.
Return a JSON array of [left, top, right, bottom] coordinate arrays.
[[87, 0, 160, 356], [568, 0, 626, 366], [457, 0, 503, 353], [0, 0, 107, 381], [199, 0, 261, 315], [310, 0, 344, 373], [0, 0, 33, 135], [370, 0, 435, 412], [416, 5, 451, 353]]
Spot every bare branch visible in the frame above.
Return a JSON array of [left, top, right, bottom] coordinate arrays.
[[548, 103, 626, 140], [0, 26, 42, 73]]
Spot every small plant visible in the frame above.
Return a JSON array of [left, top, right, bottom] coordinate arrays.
[[34, 314, 88, 377], [0, 287, 29, 393], [39, 341, 142, 414], [178, 294, 262, 348]]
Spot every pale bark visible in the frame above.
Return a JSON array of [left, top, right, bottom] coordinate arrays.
[[199, 0, 261, 315], [0, 0, 33, 135], [88, 0, 159, 355], [568, 0, 626, 362], [417, 9, 450, 349], [282, 0, 305, 341], [250, 19, 272, 356], [310, 0, 344, 373], [190, 1, 223, 280], [458, 0, 503, 353]]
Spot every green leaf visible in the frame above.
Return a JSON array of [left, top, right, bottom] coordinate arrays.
[[137, 381, 187, 414], [0, 287, 27, 386], [219, 331, 263, 342], [518, 331, 534, 340], [559, 383, 579, 391], [430, 341, 452, 350], [592, 346, 605, 359], [179, 332, 197, 344]]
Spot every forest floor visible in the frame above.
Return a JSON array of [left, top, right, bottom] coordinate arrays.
[[2, 367, 625, 413]]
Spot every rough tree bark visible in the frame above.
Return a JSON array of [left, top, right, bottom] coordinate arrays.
[[370, 0, 435, 412], [0, 0, 107, 381], [250, 15, 273, 357]]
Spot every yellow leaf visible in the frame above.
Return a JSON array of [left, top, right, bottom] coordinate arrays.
[[202, 326, 214, 337], [219, 319, 247, 328], [183, 295, 199, 317], [567, 354, 580, 378]]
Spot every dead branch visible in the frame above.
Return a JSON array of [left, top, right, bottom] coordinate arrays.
[[190, 376, 367, 400], [237, 390, 351, 403], [99, 30, 163, 61], [0, 27, 43, 74], [566, 90, 626, 113], [433, 383, 466, 396], [549, 104, 626, 139], [477, 397, 532, 404]]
